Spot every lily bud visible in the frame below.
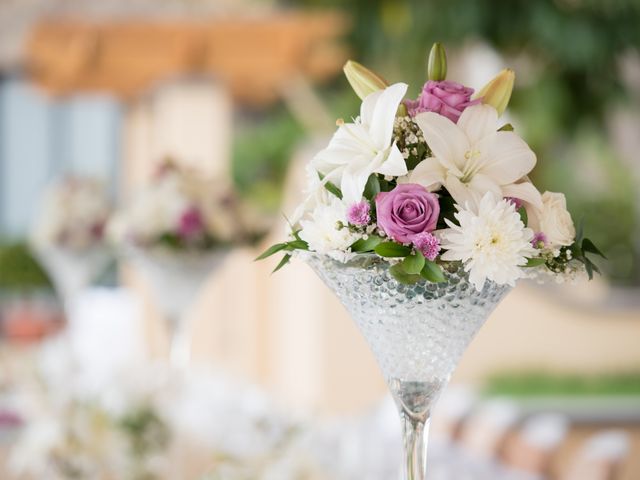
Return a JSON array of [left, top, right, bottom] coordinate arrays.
[[427, 42, 447, 81], [343, 60, 388, 100], [474, 68, 515, 115]]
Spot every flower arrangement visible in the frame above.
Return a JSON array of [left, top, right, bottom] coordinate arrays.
[[109, 159, 259, 253], [31, 176, 111, 252], [258, 43, 604, 291]]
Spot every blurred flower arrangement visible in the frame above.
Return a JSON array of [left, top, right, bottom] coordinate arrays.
[[29, 176, 113, 306], [31, 177, 111, 252], [259, 44, 604, 291], [10, 388, 170, 480], [109, 159, 262, 253]]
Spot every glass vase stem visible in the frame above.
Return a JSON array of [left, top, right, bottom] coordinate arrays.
[[401, 413, 430, 480], [167, 314, 191, 369]]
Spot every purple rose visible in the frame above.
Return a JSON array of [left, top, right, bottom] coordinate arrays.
[[405, 80, 480, 123], [376, 184, 440, 244], [178, 206, 205, 239]]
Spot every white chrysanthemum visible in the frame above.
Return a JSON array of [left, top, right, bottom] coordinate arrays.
[[439, 192, 536, 291], [299, 198, 359, 262]]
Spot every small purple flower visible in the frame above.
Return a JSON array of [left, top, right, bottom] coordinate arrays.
[[412, 232, 441, 261], [376, 184, 440, 244], [178, 206, 205, 239], [405, 80, 480, 123], [531, 232, 548, 248], [505, 197, 524, 210], [347, 201, 371, 226]]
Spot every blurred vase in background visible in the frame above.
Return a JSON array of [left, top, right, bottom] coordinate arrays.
[[29, 176, 113, 314]]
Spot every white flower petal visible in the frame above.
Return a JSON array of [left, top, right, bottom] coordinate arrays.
[[375, 144, 408, 177], [439, 192, 536, 292], [341, 164, 373, 204], [364, 83, 408, 149], [478, 131, 537, 184], [414, 112, 469, 173], [401, 157, 445, 190], [457, 104, 500, 145], [501, 181, 543, 210]]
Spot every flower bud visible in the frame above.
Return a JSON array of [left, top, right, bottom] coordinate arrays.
[[343, 60, 388, 100], [474, 68, 515, 115], [427, 42, 447, 81]]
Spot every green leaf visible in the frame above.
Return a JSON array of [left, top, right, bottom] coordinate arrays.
[[363, 174, 381, 200], [350, 235, 383, 252], [374, 242, 412, 257], [575, 217, 585, 243], [389, 263, 422, 284], [584, 258, 594, 280], [498, 123, 514, 131], [518, 206, 528, 226], [272, 254, 292, 273], [318, 172, 343, 199], [582, 238, 606, 259], [286, 239, 309, 250], [402, 251, 425, 275], [420, 260, 446, 283], [255, 243, 287, 261], [324, 181, 343, 199], [524, 257, 546, 267]]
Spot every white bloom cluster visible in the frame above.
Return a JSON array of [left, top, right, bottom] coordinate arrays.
[[299, 197, 361, 263], [32, 177, 111, 251], [440, 193, 536, 290]]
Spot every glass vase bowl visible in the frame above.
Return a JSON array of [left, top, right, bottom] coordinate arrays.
[[126, 246, 227, 368], [305, 252, 511, 480]]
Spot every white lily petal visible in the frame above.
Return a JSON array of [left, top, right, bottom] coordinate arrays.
[[445, 174, 501, 210], [414, 112, 469, 173], [501, 181, 543, 210], [457, 104, 499, 145], [401, 157, 445, 191], [341, 164, 372, 204], [375, 144, 408, 177], [444, 175, 476, 209], [366, 83, 408, 150], [360, 89, 383, 128], [478, 131, 536, 184]]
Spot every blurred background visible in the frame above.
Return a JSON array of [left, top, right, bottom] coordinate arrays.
[[0, 0, 639, 479]]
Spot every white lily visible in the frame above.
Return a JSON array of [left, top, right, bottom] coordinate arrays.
[[312, 83, 409, 204], [404, 104, 542, 210]]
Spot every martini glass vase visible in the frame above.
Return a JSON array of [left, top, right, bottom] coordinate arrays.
[[33, 245, 111, 317], [128, 247, 227, 369], [306, 253, 511, 480]]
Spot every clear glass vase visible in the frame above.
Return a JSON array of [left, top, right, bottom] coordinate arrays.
[[127, 247, 227, 369], [306, 253, 511, 480], [33, 245, 111, 315]]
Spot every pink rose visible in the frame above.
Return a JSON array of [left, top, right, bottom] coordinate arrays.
[[178, 206, 205, 239], [376, 184, 440, 244], [405, 80, 480, 123]]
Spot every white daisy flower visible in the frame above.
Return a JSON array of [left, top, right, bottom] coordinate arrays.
[[299, 197, 360, 262], [439, 192, 536, 291]]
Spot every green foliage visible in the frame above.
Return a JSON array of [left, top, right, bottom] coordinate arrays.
[[119, 406, 170, 459], [487, 371, 640, 397], [402, 251, 425, 274], [232, 107, 305, 212], [420, 260, 446, 283], [374, 242, 412, 257], [0, 242, 52, 292], [350, 235, 383, 252], [255, 232, 309, 273]]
